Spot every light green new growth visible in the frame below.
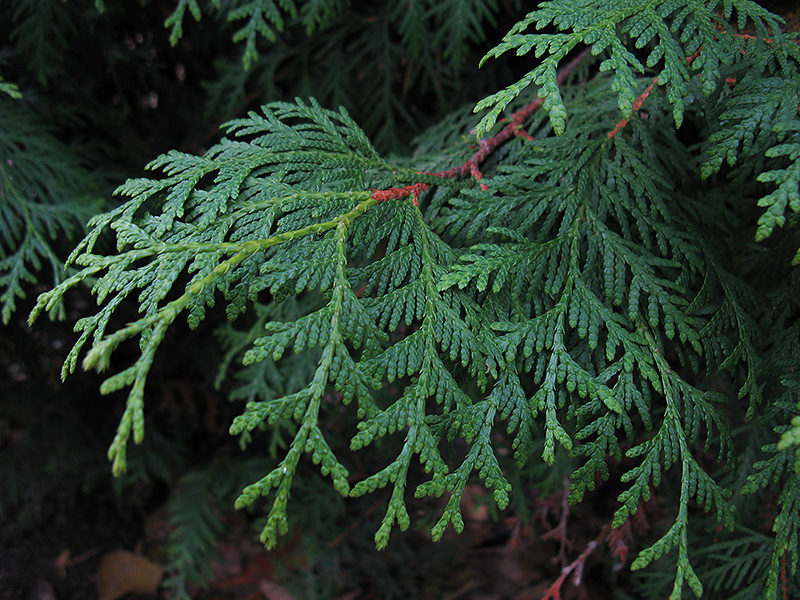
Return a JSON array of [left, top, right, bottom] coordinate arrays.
[[0, 77, 21, 99]]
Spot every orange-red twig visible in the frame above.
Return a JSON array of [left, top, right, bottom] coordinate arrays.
[[607, 78, 657, 139], [371, 48, 591, 203], [540, 525, 610, 600], [370, 182, 430, 205], [607, 32, 780, 139]]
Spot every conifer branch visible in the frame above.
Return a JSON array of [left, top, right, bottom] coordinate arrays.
[[21, 3, 800, 597], [369, 48, 591, 200]]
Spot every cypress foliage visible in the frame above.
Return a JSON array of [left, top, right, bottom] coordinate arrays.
[[18, 0, 800, 598]]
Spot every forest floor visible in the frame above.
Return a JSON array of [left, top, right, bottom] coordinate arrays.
[[2, 471, 620, 600]]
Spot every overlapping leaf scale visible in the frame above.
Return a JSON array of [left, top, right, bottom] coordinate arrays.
[[628, 458, 733, 598], [135, 152, 221, 236], [360, 277, 426, 332], [225, 199, 282, 244], [234, 338, 377, 434], [349, 386, 423, 453], [225, 98, 381, 161], [0, 96, 101, 322], [565, 279, 614, 353], [615, 366, 654, 431], [304, 425, 351, 490], [0, 242, 41, 321], [493, 311, 559, 369], [350, 408, 448, 549], [627, 5, 687, 106], [106, 101, 385, 254], [437, 240, 556, 294], [137, 253, 195, 318], [493, 367, 535, 462], [354, 245, 422, 299], [259, 235, 339, 298], [327, 343, 379, 414], [349, 202, 418, 262], [531, 353, 574, 464], [475, 35, 573, 137], [351, 228, 492, 408], [353, 404, 445, 486], [434, 294, 496, 379], [603, 127, 699, 253], [95, 220, 231, 328], [757, 139, 800, 229], [760, 474, 800, 599], [245, 300, 342, 364], [232, 388, 316, 434], [556, 348, 622, 414], [430, 0, 500, 64], [615, 433, 663, 526], [435, 187, 524, 242], [164, 0, 202, 45], [474, 2, 643, 135], [421, 357, 475, 415], [697, 267, 765, 411], [676, 383, 732, 463], [246, 256, 382, 406], [591, 221, 698, 345], [339, 288, 388, 354], [755, 124, 800, 262], [570, 409, 623, 503], [701, 76, 799, 180], [361, 329, 426, 384], [613, 357, 733, 595], [229, 0, 299, 68], [420, 401, 512, 540]]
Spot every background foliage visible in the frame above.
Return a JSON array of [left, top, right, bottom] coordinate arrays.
[[3, 1, 800, 599]]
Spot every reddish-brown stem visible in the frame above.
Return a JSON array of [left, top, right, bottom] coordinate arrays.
[[608, 32, 782, 139], [539, 496, 655, 600], [370, 48, 591, 202], [541, 476, 573, 566], [370, 182, 430, 206], [781, 551, 788, 600], [607, 78, 657, 139], [606, 520, 633, 565], [541, 525, 610, 600]]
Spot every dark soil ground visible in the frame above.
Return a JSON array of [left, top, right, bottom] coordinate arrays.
[[1, 476, 619, 600]]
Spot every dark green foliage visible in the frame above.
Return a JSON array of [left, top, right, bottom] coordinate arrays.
[[158, 0, 520, 151], [0, 95, 101, 323], [15, 0, 800, 598], [163, 457, 270, 597]]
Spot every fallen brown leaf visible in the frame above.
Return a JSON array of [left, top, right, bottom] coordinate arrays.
[[95, 550, 162, 600]]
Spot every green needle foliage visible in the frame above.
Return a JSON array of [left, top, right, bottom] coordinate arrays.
[[0, 93, 101, 323], [23, 0, 800, 598]]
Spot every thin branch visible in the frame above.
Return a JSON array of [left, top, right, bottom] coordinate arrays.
[[371, 49, 592, 201]]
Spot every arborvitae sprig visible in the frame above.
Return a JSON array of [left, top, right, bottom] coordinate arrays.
[[742, 280, 800, 598], [160, 0, 515, 153], [29, 1, 800, 598], [0, 95, 101, 323], [164, 0, 503, 69], [473, 0, 785, 136], [163, 458, 271, 598]]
